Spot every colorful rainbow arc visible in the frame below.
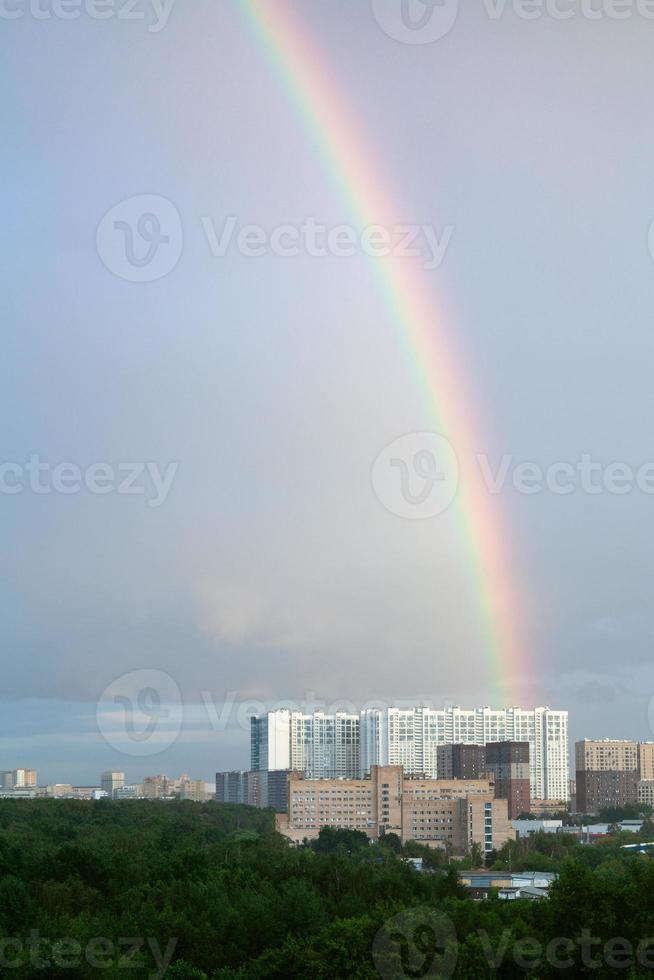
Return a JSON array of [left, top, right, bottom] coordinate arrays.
[[235, 0, 528, 706]]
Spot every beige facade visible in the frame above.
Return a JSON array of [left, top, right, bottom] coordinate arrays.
[[143, 774, 176, 799], [530, 799, 566, 815], [575, 740, 654, 779], [46, 784, 74, 798], [576, 740, 638, 773], [638, 744, 654, 781], [178, 779, 209, 802], [575, 740, 654, 813], [12, 769, 37, 788], [101, 771, 125, 798], [277, 765, 514, 856]]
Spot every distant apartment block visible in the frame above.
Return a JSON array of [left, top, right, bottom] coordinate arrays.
[[638, 743, 654, 781], [576, 739, 639, 773], [115, 784, 143, 800], [251, 707, 569, 801], [216, 771, 246, 805], [436, 744, 487, 781], [437, 740, 532, 818], [143, 773, 204, 800], [1, 769, 38, 790], [216, 769, 289, 812], [251, 711, 359, 779], [485, 742, 531, 819], [575, 740, 654, 813], [178, 778, 210, 802], [276, 765, 514, 856], [577, 771, 638, 814], [360, 706, 568, 800], [250, 713, 292, 772], [14, 768, 37, 788], [637, 781, 654, 809], [45, 784, 74, 798], [100, 771, 125, 799], [251, 705, 568, 801]]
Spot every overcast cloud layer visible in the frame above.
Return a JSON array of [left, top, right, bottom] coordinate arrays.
[[3, 1, 654, 782]]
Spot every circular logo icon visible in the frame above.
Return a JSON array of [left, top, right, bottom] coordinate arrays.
[[373, 907, 458, 979], [371, 432, 459, 519], [96, 669, 183, 756], [648, 219, 654, 266], [371, 0, 460, 45], [96, 194, 183, 282]]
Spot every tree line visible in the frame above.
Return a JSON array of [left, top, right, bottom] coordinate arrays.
[[1, 799, 653, 977]]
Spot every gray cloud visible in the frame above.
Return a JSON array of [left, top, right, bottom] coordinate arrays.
[[3, 1, 654, 779]]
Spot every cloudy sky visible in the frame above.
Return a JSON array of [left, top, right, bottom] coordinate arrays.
[[3, 0, 654, 783]]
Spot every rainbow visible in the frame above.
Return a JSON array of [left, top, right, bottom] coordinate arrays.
[[235, 0, 529, 705]]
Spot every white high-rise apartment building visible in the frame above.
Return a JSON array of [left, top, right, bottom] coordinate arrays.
[[250, 711, 292, 772], [251, 710, 360, 779], [360, 707, 569, 801]]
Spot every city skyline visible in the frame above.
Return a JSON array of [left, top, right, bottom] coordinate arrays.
[[0, 699, 573, 789], [4, 4, 653, 975], [6, 690, 654, 785]]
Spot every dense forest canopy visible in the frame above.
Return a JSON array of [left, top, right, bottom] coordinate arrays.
[[0, 799, 653, 978]]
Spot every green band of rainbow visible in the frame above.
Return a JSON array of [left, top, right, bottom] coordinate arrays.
[[236, 0, 528, 706]]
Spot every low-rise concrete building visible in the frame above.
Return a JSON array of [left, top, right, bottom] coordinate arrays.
[[276, 765, 514, 856], [45, 784, 74, 798], [459, 870, 557, 900], [115, 784, 143, 799], [511, 819, 563, 838]]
